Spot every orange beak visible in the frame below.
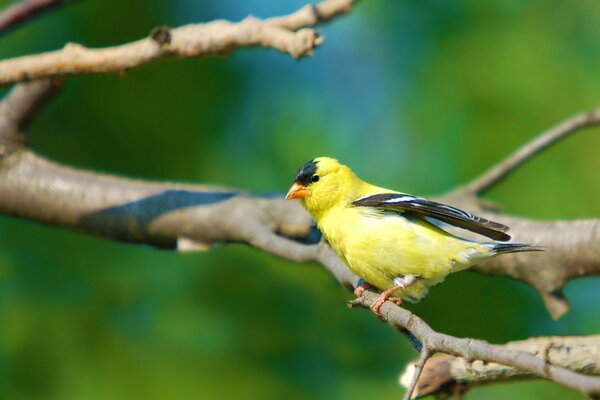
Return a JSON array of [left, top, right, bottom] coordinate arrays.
[[285, 182, 308, 200]]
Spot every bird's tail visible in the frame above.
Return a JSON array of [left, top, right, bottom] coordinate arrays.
[[486, 242, 545, 255]]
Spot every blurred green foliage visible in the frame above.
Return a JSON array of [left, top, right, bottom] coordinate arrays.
[[1, 0, 599, 398]]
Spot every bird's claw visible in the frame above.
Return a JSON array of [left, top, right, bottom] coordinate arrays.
[[370, 297, 386, 317], [354, 280, 370, 298], [370, 291, 403, 318], [390, 297, 403, 306]]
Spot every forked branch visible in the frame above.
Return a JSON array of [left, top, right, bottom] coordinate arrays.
[[399, 336, 600, 398], [349, 293, 600, 399]]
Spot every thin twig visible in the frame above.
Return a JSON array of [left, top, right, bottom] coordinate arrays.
[[0, 0, 73, 35], [0, 78, 62, 153], [0, 0, 355, 86], [403, 349, 431, 400], [268, 0, 355, 30], [465, 106, 600, 195]]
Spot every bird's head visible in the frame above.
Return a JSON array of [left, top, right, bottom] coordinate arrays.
[[285, 157, 361, 218]]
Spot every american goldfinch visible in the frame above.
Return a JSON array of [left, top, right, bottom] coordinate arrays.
[[285, 157, 542, 315]]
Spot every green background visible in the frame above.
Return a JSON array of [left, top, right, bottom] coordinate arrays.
[[1, 0, 600, 398]]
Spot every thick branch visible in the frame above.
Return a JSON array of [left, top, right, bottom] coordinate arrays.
[[6, 150, 596, 396], [0, 0, 355, 85], [437, 193, 600, 320], [3, 147, 595, 397], [1, 81, 599, 321], [0, 0, 72, 35], [439, 107, 600, 319], [464, 106, 600, 196], [400, 336, 600, 398], [0, 151, 316, 251], [349, 293, 600, 398], [472, 217, 600, 320]]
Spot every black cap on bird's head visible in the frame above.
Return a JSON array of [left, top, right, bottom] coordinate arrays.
[[293, 159, 318, 186], [286, 156, 354, 217], [285, 159, 318, 200], [285, 157, 346, 200]]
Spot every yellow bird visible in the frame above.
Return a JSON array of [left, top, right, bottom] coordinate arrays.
[[285, 157, 542, 315]]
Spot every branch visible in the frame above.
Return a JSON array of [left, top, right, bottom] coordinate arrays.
[[1, 78, 600, 397], [3, 118, 596, 321], [438, 107, 600, 320], [0, 78, 62, 153], [0, 0, 73, 35], [402, 348, 431, 400], [349, 293, 600, 399], [4, 147, 596, 398], [0, 150, 320, 251], [8, 148, 596, 396], [1, 5, 599, 396], [464, 105, 600, 196], [0, 0, 355, 86], [267, 0, 353, 30], [400, 336, 600, 398], [434, 196, 600, 320]]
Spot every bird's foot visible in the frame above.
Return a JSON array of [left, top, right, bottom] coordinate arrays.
[[370, 295, 388, 317], [389, 297, 403, 307], [354, 279, 371, 298], [370, 287, 404, 317]]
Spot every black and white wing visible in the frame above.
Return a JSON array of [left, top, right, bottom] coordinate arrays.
[[353, 193, 511, 241]]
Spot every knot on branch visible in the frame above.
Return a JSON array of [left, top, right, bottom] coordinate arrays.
[[150, 25, 172, 46], [310, 4, 323, 22]]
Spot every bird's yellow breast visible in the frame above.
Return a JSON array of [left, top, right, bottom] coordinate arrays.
[[318, 205, 486, 300]]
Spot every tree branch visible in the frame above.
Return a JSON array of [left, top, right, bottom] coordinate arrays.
[[0, 78, 62, 153], [349, 293, 600, 398], [0, 0, 355, 86], [435, 194, 600, 320], [0, 0, 73, 35], [402, 349, 431, 400], [437, 107, 600, 320], [400, 336, 600, 398], [1, 79, 600, 397], [1, 3, 599, 397], [464, 106, 600, 196], [8, 148, 595, 396], [267, 0, 354, 30], [0, 151, 319, 251]]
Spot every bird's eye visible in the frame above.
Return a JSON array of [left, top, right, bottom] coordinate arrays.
[[311, 175, 320, 183]]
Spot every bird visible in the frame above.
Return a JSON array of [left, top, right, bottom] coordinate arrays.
[[285, 157, 542, 316]]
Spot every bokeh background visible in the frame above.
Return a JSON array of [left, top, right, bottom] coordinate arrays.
[[1, 0, 600, 398]]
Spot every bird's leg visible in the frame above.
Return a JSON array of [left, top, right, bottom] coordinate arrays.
[[371, 275, 417, 317], [370, 286, 404, 316], [353, 278, 371, 298]]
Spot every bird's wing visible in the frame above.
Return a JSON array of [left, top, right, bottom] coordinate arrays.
[[352, 193, 511, 241]]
